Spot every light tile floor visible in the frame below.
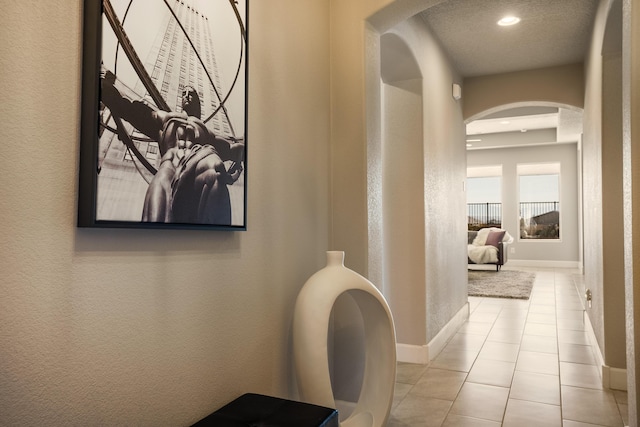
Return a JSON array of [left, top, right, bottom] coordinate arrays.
[[389, 267, 628, 427]]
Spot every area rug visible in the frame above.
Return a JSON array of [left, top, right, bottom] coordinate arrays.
[[468, 270, 536, 299]]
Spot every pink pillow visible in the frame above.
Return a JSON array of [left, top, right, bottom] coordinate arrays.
[[485, 230, 506, 248]]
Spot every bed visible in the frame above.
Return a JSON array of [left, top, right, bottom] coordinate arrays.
[[468, 228, 513, 271]]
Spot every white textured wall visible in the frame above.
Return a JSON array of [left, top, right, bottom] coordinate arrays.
[[624, 0, 640, 421], [583, 0, 614, 368], [382, 79, 427, 346], [385, 16, 467, 343], [331, 0, 468, 352], [603, 50, 626, 369], [0, 1, 330, 425], [622, 0, 640, 425]]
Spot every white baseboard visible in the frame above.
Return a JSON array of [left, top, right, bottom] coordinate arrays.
[[584, 310, 606, 381], [396, 343, 429, 364], [507, 259, 580, 269], [603, 366, 628, 391], [396, 302, 469, 364], [584, 311, 628, 391], [427, 303, 470, 360]]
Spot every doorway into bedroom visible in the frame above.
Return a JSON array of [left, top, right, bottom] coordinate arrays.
[[465, 106, 582, 268]]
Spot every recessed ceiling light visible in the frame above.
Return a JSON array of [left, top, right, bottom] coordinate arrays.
[[466, 144, 473, 147], [498, 16, 521, 26], [466, 139, 482, 142]]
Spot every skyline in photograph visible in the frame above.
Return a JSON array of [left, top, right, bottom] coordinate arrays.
[[102, 0, 246, 133]]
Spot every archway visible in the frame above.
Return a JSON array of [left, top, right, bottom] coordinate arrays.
[[465, 102, 584, 270]]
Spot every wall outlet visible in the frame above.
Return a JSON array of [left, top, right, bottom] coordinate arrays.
[[509, 247, 516, 254]]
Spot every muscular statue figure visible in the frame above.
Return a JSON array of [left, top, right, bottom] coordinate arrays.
[[100, 70, 244, 225]]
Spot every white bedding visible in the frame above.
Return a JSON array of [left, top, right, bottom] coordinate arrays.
[[468, 244, 499, 264], [468, 228, 513, 264]]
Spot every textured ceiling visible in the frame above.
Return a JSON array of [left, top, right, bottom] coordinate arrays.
[[413, 0, 600, 145], [419, 0, 599, 78]]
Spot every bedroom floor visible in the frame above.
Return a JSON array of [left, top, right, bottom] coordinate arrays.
[[388, 266, 628, 426]]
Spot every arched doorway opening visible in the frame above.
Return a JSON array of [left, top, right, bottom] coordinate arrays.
[[465, 103, 584, 271]]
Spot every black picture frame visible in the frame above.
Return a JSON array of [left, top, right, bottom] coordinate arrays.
[[78, 0, 248, 230]]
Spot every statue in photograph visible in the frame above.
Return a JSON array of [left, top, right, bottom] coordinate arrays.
[[100, 70, 244, 225]]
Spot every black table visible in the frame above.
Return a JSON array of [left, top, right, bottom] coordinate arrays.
[[191, 393, 339, 427]]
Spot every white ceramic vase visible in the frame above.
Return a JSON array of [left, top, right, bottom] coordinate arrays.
[[293, 251, 396, 427]]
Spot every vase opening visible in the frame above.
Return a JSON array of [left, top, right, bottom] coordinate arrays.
[[326, 251, 345, 267]]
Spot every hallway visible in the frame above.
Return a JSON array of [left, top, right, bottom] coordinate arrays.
[[389, 267, 628, 426]]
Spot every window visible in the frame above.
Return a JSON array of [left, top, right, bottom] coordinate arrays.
[[518, 163, 560, 240], [467, 165, 502, 230]]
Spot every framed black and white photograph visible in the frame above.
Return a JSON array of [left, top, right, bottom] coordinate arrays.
[[78, 0, 248, 230]]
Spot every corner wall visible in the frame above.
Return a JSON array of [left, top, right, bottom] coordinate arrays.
[[380, 14, 468, 353], [602, 23, 626, 370], [583, 0, 628, 375], [330, 0, 468, 362], [396, 17, 468, 344], [382, 79, 427, 346]]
